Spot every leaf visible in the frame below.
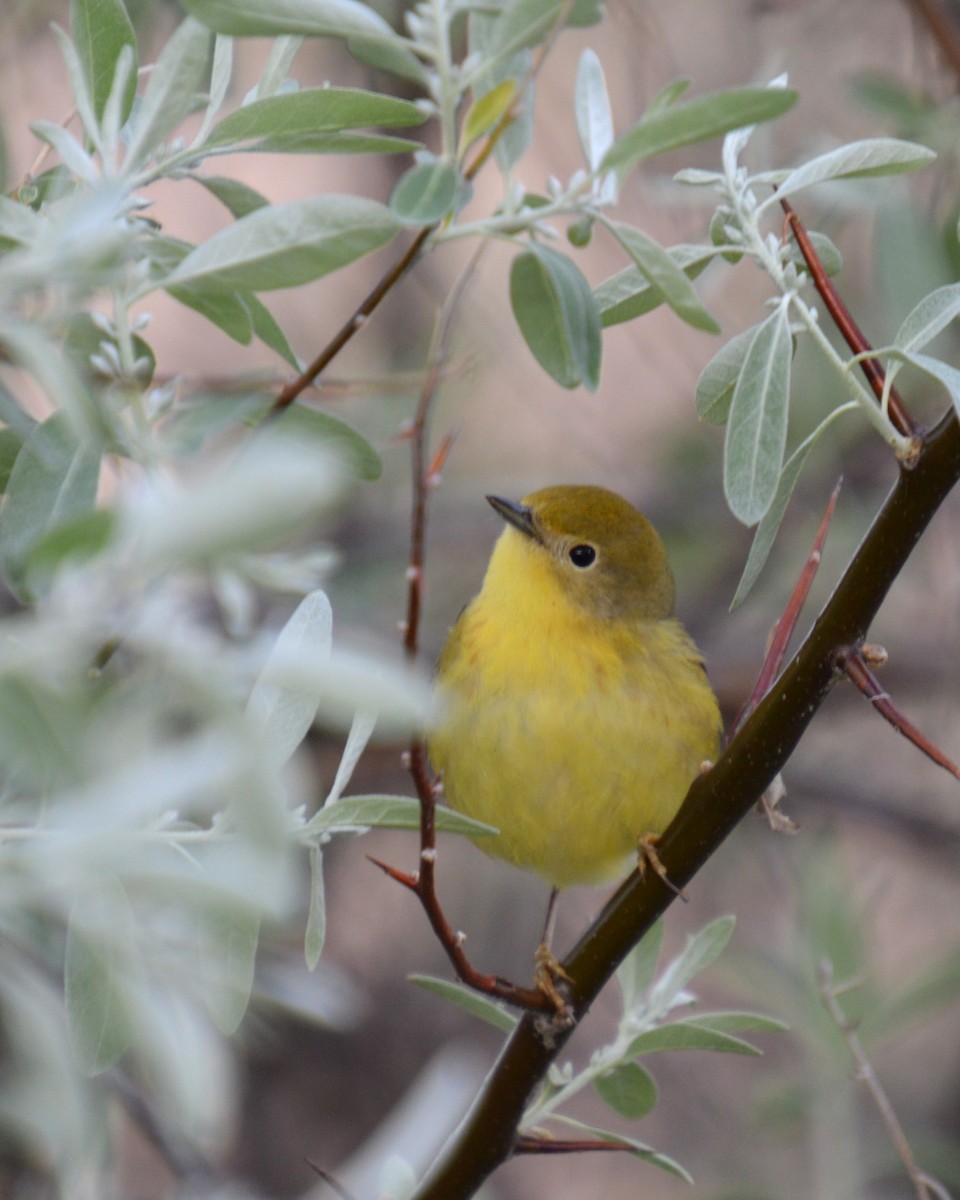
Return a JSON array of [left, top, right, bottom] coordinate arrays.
[[730, 402, 856, 608], [546, 1116, 693, 1183], [489, 0, 601, 61], [0, 413, 101, 600], [0, 428, 25, 492], [192, 174, 270, 217], [460, 80, 517, 156], [276, 405, 382, 480], [677, 1010, 789, 1035], [601, 85, 797, 174], [594, 1062, 658, 1119], [723, 303, 793, 526], [326, 710, 378, 806], [346, 34, 428, 86], [29, 121, 99, 185], [594, 244, 716, 328], [71, 0, 138, 127], [410, 975, 519, 1032], [203, 87, 426, 150], [787, 229, 843, 278], [625, 1022, 762, 1058], [246, 589, 334, 767], [650, 914, 736, 1011], [26, 508, 115, 589], [303, 795, 497, 838], [616, 919, 664, 1013], [509, 244, 601, 390], [758, 138, 936, 212], [604, 221, 719, 332], [305, 846, 326, 969], [574, 48, 613, 172], [390, 160, 464, 226], [203, 905, 260, 1034], [65, 880, 139, 1074], [124, 17, 212, 172], [167, 282, 254, 344], [181, 0, 404, 41], [887, 348, 960, 417], [892, 281, 960, 354], [156, 195, 400, 293], [213, 130, 420, 156], [696, 325, 760, 424], [245, 294, 300, 368]]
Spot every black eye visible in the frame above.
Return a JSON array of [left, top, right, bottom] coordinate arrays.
[[568, 544, 596, 568]]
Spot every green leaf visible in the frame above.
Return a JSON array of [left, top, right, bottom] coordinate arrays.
[[390, 160, 464, 226], [594, 244, 716, 328], [594, 1062, 658, 1119], [546, 1117, 693, 1183], [892, 281, 960, 354], [124, 17, 212, 172], [460, 79, 516, 155], [65, 311, 156, 387], [490, 0, 601, 61], [167, 282, 254, 344], [0, 428, 24, 492], [678, 1010, 788, 1035], [203, 87, 426, 150], [625, 1022, 762, 1058], [192, 174, 270, 218], [758, 138, 936, 212], [888, 347, 960, 417], [574, 48, 613, 172], [601, 85, 797, 174], [604, 220, 719, 332], [787, 229, 843, 278], [65, 881, 139, 1074], [26, 508, 115, 588], [303, 795, 497, 838], [71, 0, 138, 126], [410, 975, 519, 1032], [723, 303, 793, 526], [696, 324, 762, 424], [346, 34, 428, 86], [29, 120, 98, 185], [616, 919, 664, 1012], [211, 130, 420, 156], [0, 413, 101, 600], [203, 905, 260, 1034], [156, 195, 400, 293], [247, 589, 334, 766], [245, 294, 300, 368], [651, 915, 736, 1010], [277, 405, 382, 480], [509, 244, 601, 390], [305, 845, 326, 969], [181, 0, 404, 42]]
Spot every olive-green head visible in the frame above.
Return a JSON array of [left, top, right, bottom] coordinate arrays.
[[487, 484, 676, 620]]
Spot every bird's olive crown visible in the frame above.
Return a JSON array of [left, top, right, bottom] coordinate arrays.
[[520, 485, 677, 621]]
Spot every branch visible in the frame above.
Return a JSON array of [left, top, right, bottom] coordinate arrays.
[[412, 407, 960, 1200]]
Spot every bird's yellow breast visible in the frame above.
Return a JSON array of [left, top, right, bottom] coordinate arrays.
[[429, 529, 721, 887]]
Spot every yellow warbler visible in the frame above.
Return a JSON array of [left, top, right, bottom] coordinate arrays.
[[430, 485, 722, 888]]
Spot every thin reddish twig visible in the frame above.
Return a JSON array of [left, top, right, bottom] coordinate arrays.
[[734, 478, 842, 732], [514, 1135, 635, 1155], [836, 645, 960, 779], [780, 199, 917, 441]]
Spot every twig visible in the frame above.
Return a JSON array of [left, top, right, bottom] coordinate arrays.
[[514, 1135, 633, 1155], [734, 479, 842, 732], [836, 645, 960, 779], [306, 1160, 359, 1200], [818, 959, 951, 1200], [780, 199, 918, 444]]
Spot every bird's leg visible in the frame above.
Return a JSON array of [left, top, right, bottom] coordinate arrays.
[[636, 833, 688, 901], [532, 888, 574, 1023]]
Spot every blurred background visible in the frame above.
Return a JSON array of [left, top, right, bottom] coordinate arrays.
[[2, 0, 960, 1197]]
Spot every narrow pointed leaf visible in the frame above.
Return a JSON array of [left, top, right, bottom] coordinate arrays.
[[625, 1022, 762, 1058], [547, 1117, 693, 1183], [305, 846, 326, 969], [594, 244, 716, 328], [724, 304, 793, 525], [616, 918, 664, 1012], [181, 0, 403, 41], [893, 281, 960, 354], [410, 975, 518, 1031], [758, 138, 936, 212], [574, 48, 613, 171], [304, 795, 497, 838], [651, 915, 736, 1008], [71, 0, 138, 125], [696, 324, 760, 424], [677, 1010, 788, 1034], [460, 80, 516, 155], [203, 906, 260, 1034], [605, 221, 719, 332]]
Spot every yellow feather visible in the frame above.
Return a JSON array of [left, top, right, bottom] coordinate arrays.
[[429, 485, 722, 888]]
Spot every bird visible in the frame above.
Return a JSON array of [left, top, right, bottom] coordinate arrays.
[[428, 485, 722, 989]]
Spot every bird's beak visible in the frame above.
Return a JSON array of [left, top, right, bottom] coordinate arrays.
[[486, 495, 540, 542]]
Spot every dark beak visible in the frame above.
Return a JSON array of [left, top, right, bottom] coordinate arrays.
[[486, 495, 539, 541]]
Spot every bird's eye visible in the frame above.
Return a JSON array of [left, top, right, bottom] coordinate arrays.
[[568, 544, 597, 568]]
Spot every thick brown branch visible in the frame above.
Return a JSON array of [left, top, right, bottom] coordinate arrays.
[[412, 408, 960, 1200]]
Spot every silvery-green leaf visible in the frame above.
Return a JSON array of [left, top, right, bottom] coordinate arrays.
[[574, 48, 613, 172], [305, 846, 326, 969], [29, 121, 98, 185], [616, 918, 664, 1013], [677, 1010, 788, 1034], [247, 589, 334, 767], [757, 138, 936, 213], [489, 0, 601, 61], [594, 244, 717, 328], [545, 1116, 693, 1183], [304, 795, 496, 838], [604, 220, 719, 333], [254, 34, 301, 99], [202, 905, 260, 1034], [410, 976, 518, 1032], [124, 18, 212, 173], [155, 195, 399, 294], [326, 709, 378, 805], [625, 1021, 761, 1058], [892, 281, 960, 354], [509, 245, 601, 391], [65, 879, 139, 1074], [51, 25, 101, 153], [723, 303, 793, 526], [192, 34, 234, 145], [787, 229, 843, 278], [181, 0, 403, 41], [390, 160, 464, 226], [594, 1061, 658, 1119], [650, 915, 736, 1013], [696, 325, 760, 424], [71, 0, 138, 126], [886, 347, 960, 416]]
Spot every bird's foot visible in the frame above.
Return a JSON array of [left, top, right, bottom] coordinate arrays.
[[533, 942, 574, 1026], [637, 832, 688, 901]]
